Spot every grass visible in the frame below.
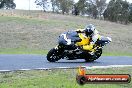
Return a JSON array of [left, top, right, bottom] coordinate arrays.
[[102, 52, 132, 56], [0, 48, 48, 55], [0, 15, 83, 28], [0, 48, 132, 56], [0, 10, 132, 56], [0, 67, 131, 88]]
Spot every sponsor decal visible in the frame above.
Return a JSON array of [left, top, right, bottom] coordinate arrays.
[[76, 66, 131, 85]]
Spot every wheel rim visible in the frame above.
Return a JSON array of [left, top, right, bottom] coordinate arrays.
[[85, 49, 102, 62], [95, 49, 102, 58]]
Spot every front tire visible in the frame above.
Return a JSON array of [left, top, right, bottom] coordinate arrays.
[[85, 56, 95, 62], [95, 48, 102, 58], [84, 48, 102, 62], [47, 48, 61, 62]]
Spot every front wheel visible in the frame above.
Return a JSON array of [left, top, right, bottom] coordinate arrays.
[[84, 48, 102, 62], [47, 48, 61, 62], [85, 57, 95, 62], [95, 48, 102, 58]]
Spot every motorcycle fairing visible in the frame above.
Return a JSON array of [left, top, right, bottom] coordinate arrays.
[[96, 36, 112, 46], [76, 33, 90, 46], [58, 31, 81, 45]]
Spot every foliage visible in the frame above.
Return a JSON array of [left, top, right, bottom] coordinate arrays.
[[129, 3, 132, 22], [34, 0, 132, 24], [35, 0, 49, 12], [73, 0, 107, 19], [72, 4, 80, 15], [103, 0, 130, 24], [51, 0, 60, 13], [96, 0, 107, 18], [0, 0, 16, 9], [51, 0, 74, 14], [75, 0, 86, 15]]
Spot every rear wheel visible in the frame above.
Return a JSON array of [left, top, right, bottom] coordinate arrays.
[[47, 48, 61, 62]]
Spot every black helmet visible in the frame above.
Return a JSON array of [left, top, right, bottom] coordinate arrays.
[[84, 24, 95, 37]]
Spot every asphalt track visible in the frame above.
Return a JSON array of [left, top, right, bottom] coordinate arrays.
[[0, 55, 132, 70]]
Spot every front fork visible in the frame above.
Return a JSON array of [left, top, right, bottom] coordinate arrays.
[[89, 45, 102, 55], [54, 45, 65, 58]]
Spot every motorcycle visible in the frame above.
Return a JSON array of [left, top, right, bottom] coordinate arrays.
[[47, 30, 112, 62]]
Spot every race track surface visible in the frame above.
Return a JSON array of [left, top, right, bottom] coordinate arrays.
[[0, 55, 132, 70]]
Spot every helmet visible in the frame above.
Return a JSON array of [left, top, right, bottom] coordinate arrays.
[[84, 24, 95, 37]]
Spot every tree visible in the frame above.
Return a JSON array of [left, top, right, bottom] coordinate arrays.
[[129, 3, 132, 22], [119, 0, 129, 24], [36, 0, 74, 14], [0, 0, 16, 9], [86, 0, 98, 18], [72, 4, 80, 15], [35, 0, 48, 12], [86, 0, 106, 19], [103, 0, 116, 21], [57, 0, 74, 14], [76, 0, 86, 15], [51, 0, 60, 13], [103, 0, 129, 24], [96, 0, 107, 18]]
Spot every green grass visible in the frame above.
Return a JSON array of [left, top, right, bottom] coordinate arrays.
[[0, 16, 83, 28], [0, 16, 61, 26], [102, 52, 132, 56], [0, 48, 132, 56], [0, 67, 131, 88], [0, 48, 48, 55]]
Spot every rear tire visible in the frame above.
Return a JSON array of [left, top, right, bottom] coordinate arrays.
[[47, 48, 61, 62]]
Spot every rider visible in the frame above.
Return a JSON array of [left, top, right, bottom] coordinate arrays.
[[76, 24, 100, 53]]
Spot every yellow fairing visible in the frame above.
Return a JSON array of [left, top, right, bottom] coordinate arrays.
[[76, 33, 90, 46], [83, 44, 94, 51]]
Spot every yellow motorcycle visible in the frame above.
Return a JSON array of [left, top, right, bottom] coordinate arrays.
[[47, 31, 111, 62]]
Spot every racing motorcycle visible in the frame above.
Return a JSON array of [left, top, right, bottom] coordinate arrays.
[[47, 31, 112, 62]]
